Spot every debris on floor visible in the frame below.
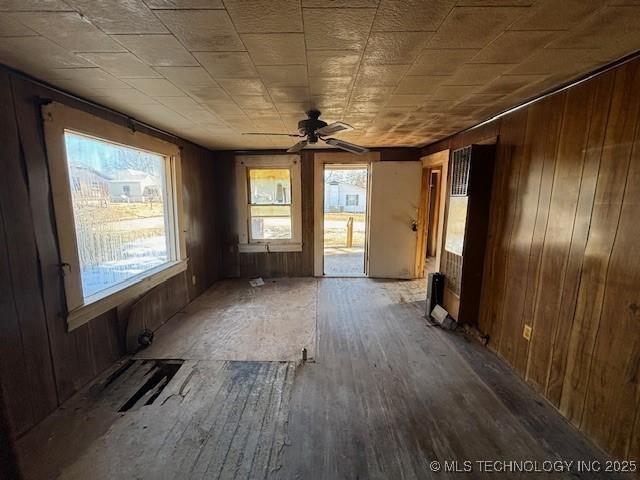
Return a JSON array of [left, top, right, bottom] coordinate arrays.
[[249, 277, 265, 287]]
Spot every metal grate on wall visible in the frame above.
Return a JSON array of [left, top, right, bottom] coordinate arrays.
[[442, 250, 463, 296], [451, 146, 471, 196]]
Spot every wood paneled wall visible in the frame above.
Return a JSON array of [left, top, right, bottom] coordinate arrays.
[[423, 56, 640, 463], [0, 66, 218, 439]]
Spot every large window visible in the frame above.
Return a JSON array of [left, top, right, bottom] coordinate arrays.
[[64, 132, 171, 298], [235, 155, 302, 253], [43, 102, 186, 330]]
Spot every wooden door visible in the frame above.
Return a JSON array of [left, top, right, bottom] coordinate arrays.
[[367, 161, 422, 278]]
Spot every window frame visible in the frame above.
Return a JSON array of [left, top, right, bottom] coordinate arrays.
[[235, 155, 302, 253], [42, 102, 187, 331]]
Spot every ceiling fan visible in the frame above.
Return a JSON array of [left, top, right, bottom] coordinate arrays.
[[243, 110, 370, 155]]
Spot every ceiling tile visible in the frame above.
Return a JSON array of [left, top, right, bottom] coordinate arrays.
[[80, 52, 160, 78], [445, 63, 512, 85], [351, 86, 395, 102], [479, 74, 546, 94], [0, 36, 90, 71], [0, 0, 71, 10], [257, 65, 308, 87], [507, 49, 599, 76], [372, 0, 455, 32], [268, 86, 310, 103], [49, 68, 129, 89], [386, 94, 430, 106], [356, 64, 409, 87], [232, 95, 276, 111], [427, 6, 530, 49], [431, 85, 478, 100], [88, 88, 158, 105], [470, 31, 558, 64], [309, 77, 353, 95], [224, 0, 303, 33], [184, 85, 232, 103], [307, 50, 360, 77], [64, 0, 167, 34], [409, 49, 479, 75], [510, 0, 603, 31], [155, 9, 243, 51], [154, 66, 216, 86], [125, 78, 185, 96], [304, 8, 376, 51], [143, 0, 224, 8], [14, 12, 125, 52], [461, 93, 505, 106], [0, 14, 36, 36], [363, 32, 432, 65], [302, 0, 379, 6], [547, 7, 640, 49], [194, 52, 258, 79], [275, 102, 310, 114], [217, 78, 268, 96], [242, 33, 306, 65], [395, 75, 448, 94], [114, 35, 197, 66]]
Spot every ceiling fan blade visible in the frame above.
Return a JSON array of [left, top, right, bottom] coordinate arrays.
[[315, 121, 353, 136], [287, 140, 308, 153], [242, 132, 302, 136], [324, 137, 369, 155]]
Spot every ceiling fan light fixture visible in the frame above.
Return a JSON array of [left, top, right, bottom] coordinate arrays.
[[315, 121, 354, 136]]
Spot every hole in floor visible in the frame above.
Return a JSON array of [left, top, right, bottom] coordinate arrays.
[[118, 360, 183, 412]]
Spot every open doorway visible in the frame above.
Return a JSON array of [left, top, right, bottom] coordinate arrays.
[[425, 168, 441, 276], [323, 165, 368, 276]]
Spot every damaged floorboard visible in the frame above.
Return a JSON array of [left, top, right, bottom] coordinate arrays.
[[17, 278, 627, 479]]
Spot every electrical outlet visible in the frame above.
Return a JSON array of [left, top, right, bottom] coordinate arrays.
[[192, 275, 196, 286], [523, 324, 532, 341]]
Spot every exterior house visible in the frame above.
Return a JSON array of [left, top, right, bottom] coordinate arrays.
[[68, 164, 110, 205], [108, 169, 162, 202], [324, 181, 367, 213]]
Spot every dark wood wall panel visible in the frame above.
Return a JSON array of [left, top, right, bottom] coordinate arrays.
[[0, 66, 218, 439], [422, 57, 640, 463]]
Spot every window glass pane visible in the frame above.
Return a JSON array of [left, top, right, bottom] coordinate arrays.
[[248, 169, 291, 205], [64, 132, 170, 299], [250, 205, 291, 240]]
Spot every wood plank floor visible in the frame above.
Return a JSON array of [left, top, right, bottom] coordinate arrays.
[[136, 278, 317, 361], [17, 278, 627, 479]]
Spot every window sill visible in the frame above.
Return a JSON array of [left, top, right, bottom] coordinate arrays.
[[66, 259, 188, 332], [238, 242, 303, 253]]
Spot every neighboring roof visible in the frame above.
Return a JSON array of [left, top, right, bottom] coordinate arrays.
[[69, 164, 111, 181]]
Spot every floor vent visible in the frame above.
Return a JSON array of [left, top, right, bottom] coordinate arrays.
[[118, 360, 183, 412]]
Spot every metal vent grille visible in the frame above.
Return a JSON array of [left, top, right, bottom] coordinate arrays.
[[451, 146, 471, 196], [442, 250, 463, 296]]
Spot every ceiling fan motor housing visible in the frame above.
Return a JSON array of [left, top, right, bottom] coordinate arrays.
[[298, 109, 327, 143]]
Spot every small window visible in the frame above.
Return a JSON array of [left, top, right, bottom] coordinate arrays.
[[248, 169, 292, 241], [345, 194, 359, 206], [235, 155, 302, 253], [42, 102, 187, 330]]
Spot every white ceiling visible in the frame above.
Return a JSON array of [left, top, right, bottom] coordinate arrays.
[[1, 0, 639, 150]]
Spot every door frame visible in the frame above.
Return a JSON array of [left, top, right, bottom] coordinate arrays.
[[415, 149, 450, 277], [313, 151, 381, 277]]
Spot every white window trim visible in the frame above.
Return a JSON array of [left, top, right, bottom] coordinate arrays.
[[235, 155, 302, 253], [42, 102, 188, 331]]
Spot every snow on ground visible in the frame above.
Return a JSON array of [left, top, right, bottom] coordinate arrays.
[[80, 235, 168, 297]]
